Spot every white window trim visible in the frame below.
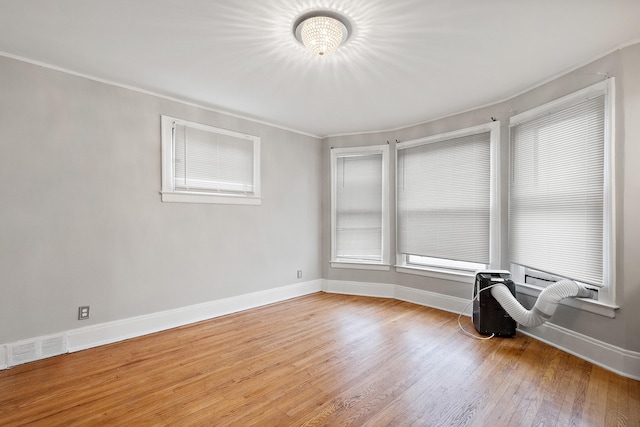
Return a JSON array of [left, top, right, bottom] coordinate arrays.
[[511, 264, 618, 317], [395, 265, 476, 284], [508, 78, 616, 307], [515, 282, 619, 319], [330, 261, 390, 271], [160, 115, 261, 205], [330, 144, 390, 269], [394, 121, 501, 279]]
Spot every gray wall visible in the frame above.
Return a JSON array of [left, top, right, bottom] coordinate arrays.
[[2, 43, 638, 356], [322, 43, 640, 353], [0, 56, 323, 344]]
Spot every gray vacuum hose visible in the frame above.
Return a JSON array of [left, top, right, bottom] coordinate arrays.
[[490, 279, 597, 327]]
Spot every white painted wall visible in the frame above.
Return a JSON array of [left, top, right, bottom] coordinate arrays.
[[0, 56, 323, 344]]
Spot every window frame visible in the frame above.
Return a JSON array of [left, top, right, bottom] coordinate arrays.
[[508, 78, 617, 310], [394, 122, 501, 281], [330, 144, 390, 270], [160, 115, 261, 205]]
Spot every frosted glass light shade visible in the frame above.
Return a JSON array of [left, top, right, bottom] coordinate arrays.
[[299, 16, 347, 56]]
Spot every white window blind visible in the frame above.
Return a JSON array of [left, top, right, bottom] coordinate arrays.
[[509, 94, 605, 287], [173, 122, 254, 194], [161, 115, 261, 205], [332, 147, 386, 263], [397, 131, 491, 265]]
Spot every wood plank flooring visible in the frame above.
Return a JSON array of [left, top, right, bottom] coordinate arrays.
[[1, 292, 638, 426]]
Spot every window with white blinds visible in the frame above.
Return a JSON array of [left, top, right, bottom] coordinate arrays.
[[331, 145, 389, 267], [509, 79, 615, 289], [396, 122, 499, 272], [161, 116, 261, 205]]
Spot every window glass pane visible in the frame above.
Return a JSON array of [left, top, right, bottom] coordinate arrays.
[[335, 152, 383, 262], [509, 95, 605, 286], [174, 124, 254, 193], [397, 132, 491, 265]]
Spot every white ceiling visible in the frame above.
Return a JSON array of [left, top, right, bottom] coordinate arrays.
[[1, 0, 640, 137]]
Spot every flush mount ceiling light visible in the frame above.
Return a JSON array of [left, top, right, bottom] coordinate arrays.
[[293, 11, 351, 56]]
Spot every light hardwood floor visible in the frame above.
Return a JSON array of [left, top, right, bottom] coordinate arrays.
[[1, 292, 638, 426]]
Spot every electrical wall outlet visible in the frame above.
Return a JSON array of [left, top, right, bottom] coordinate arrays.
[[78, 306, 90, 320], [297, 270, 303, 279]]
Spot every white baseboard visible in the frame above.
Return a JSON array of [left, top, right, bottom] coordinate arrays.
[[395, 285, 474, 316], [67, 280, 322, 352], [323, 279, 640, 380], [322, 279, 472, 316], [518, 323, 640, 381], [1, 280, 322, 368], [3, 278, 638, 380], [0, 346, 6, 370], [322, 279, 396, 298]]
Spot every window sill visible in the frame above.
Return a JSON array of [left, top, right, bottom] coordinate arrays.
[[161, 191, 261, 205], [330, 261, 390, 271], [395, 265, 475, 284], [515, 282, 619, 318]]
